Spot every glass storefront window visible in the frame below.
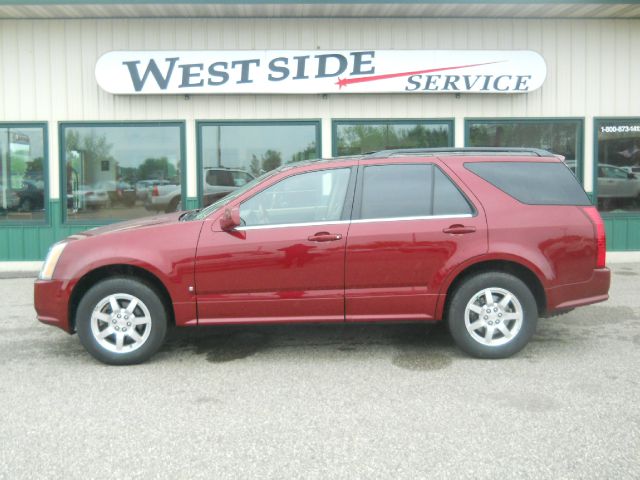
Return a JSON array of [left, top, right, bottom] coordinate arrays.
[[0, 124, 47, 223], [334, 120, 452, 156], [467, 119, 583, 175], [198, 122, 320, 209], [595, 119, 640, 213], [61, 123, 183, 221]]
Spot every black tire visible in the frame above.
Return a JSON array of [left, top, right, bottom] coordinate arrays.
[[20, 198, 33, 212], [76, 277, 168, 365], [447, 272, 538, 359], [166, 196, 180, 213]]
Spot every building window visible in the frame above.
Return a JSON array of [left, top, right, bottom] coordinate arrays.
[[466, 118, 583, 178], [61, 123, 184, 222], [0, 124, 47, 223], [594, 119, 640, 213], [333, 120, 453, 156], [198, 121, 320, 209]]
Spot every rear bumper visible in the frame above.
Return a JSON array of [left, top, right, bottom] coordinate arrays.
[[34, 279, 73, 333], [546, 268, 611, 313]]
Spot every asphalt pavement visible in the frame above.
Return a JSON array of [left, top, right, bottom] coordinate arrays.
[[1, 264, 639, 479]]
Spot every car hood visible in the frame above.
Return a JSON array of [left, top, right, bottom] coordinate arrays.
[[77, 212, 185, 238]]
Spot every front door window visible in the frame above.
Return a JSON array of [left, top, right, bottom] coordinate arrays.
[[240, 168, 351, 227]]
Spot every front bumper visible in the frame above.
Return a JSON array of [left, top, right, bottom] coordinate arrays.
[[546, 267, 611, 313], [34, 279, 73, 333]]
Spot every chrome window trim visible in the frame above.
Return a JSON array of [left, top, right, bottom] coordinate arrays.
[[237, 220, 350, 231], [351, 213, 473, 224], [235, 213, 472, 231]]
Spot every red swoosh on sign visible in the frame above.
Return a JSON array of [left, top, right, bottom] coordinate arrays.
[[335, 61, 504, 88]]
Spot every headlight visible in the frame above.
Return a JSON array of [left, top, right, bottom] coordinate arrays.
[[39, 242, 68, 280]]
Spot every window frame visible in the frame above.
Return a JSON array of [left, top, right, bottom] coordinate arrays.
[[196, 120, 322, 209], [0, 122, 49, 226], [58, 121, 186, 226], [464, 117, 585, 185], [593, 117, 640, 219], [351, 162, 476, 223], [332, 119, 455, 157]]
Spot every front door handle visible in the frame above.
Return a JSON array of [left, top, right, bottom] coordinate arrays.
[[443, 224, 476, 234], [308, 232, 343, 242]]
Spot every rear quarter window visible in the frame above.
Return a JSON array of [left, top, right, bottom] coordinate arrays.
[[464, 161, 591, 206]]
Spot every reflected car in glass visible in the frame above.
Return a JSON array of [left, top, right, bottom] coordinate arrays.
[[16, 179, 45, 212], [597, 164, 640, 199], [94, 180, 136, 207], [72, 184, 110, 211], [145, 167, 254, 213], [621, 166, 640, 175], [34, 148, 611, 365], [0, 182, 22, 213], [135, 179, 172, 202]]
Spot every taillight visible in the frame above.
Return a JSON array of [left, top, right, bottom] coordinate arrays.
[[152, 185, 159, 197], [582, 206, 606, 268]]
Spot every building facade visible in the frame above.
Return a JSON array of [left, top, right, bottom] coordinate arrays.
[[1, 1, 640, 261]]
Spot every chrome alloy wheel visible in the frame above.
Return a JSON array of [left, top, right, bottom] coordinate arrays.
[[90, 293, 152, 353], [464, 287, 523, 347]]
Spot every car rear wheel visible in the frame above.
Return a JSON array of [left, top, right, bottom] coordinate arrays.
[[166, 196, 180, 213], [76, 277, 168, 365], [20, 198, 33, 212], [447, 272, 538, 359]]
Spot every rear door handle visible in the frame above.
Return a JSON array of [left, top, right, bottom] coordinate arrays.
[[308, 232, 343, 242], [443, 224, 476, 234]]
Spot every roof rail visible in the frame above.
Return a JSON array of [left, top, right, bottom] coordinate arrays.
[[364, 147, 555, 158]]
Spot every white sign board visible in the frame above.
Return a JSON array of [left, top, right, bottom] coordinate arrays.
[[95, 50, 546, 95]]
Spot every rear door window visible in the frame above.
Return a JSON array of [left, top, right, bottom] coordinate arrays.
[[465, 161, 591, 206], [358, 164, 473, 219]]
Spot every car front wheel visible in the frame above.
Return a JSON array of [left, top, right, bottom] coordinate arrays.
[[76, 277, 168, 365], [447, 272, 538, 359]]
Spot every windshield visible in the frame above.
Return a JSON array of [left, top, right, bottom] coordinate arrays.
[[193, 169, 279, 221]]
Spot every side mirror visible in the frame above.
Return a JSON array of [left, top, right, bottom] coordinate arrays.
[[628, 172, 636, 179], [220, 207, 241, 231]]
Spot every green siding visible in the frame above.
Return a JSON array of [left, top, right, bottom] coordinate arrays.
[[1, 200, 96, 260], [2, 197, 199, 260], [604, 216, 640, 251], [184, 197, 199, 210]]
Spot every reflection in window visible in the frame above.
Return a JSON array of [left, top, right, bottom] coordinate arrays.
[[360, 164, 472, 220], [240, 168, 350, 227], [199, 122, 320, 208], [335, 121, 451, 156], [596, 120, 640, 213], [361, 164, 433, 219], [467, 120, 581, 163], [62, 124, 183, 221], [0, 125, 46, 222]]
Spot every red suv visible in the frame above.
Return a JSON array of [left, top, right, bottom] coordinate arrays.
[[34, 148, 610, 365]]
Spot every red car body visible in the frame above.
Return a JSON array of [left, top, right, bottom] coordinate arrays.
[[35, 153, 610, 337]]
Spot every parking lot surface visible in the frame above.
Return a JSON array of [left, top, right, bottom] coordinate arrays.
[[1, 264, 639, 479]]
